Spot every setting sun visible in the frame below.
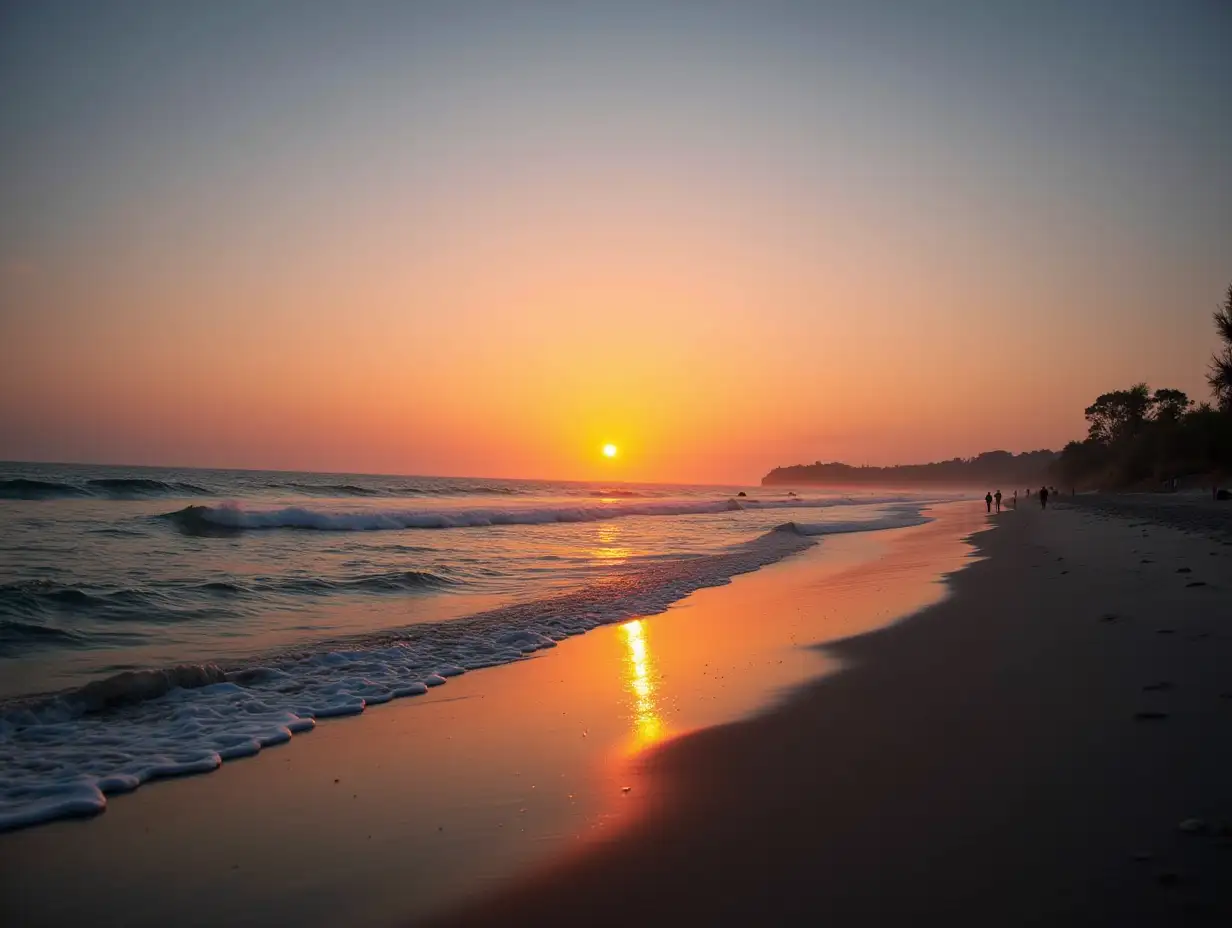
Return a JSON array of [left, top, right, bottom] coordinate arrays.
[[602, 444, 618, 458]]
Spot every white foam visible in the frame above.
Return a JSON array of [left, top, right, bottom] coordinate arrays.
[[172, 495, 920, 532], [785, 507, 933, 536]]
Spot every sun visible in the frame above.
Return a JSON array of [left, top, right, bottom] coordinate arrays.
[[602, 443, 618, 458]]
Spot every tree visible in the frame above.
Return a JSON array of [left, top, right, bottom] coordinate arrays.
[[1084, 383, 1152, 443], [1208, 283, 1232, 412], [1151, 388, 1191, 423]]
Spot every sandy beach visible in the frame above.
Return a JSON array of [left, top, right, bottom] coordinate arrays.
[[438, 496, 1232, 926]]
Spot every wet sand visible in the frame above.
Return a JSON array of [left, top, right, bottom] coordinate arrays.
[[0, 504, 985, 927], [438, 500, 1232, 926]]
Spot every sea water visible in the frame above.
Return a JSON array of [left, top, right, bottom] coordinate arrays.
[[0, 461, 943, 830]]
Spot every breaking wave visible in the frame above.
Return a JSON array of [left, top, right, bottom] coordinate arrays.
[[776, 507, 932, 537], [161, 496, 911, 534]]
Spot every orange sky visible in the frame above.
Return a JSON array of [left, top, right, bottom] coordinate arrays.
[[2, 4, 1229, 483]]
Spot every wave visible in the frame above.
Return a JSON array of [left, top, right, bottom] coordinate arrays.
[[267, 482, 521, 497], [0, 581, 219, 627], [85, 478, 214, 497], [272, 570, 455, 595], [776, 508, 932, 537], [0, 507, 932, 831], [589, 489, 644, 498], [0, 477, 214, 500], [0, 478, 89, 500], [161, 496, 911, 535], [280, 482, 381, 496], [0, 568, 458, 639], [0, 618, 88, 652]]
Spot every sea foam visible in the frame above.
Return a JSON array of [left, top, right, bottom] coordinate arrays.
[[163, 495, 917, 534]]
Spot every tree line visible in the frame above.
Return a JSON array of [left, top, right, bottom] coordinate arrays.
[[762, 449, 1057, 488], [1050, 283, 1232, 490]]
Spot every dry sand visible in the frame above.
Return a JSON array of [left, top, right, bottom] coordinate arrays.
[[437, 498, 1232, 926]]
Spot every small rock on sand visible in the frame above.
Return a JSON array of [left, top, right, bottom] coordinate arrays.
[[1176, 567, 1192, 574], [1186, 581, 1207, 588]]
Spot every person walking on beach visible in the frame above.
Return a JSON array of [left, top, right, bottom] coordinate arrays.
[[1013, 489, 1018, 509], [994, 490, 1002, 513], [985, 491, 993, 513], [1039, 486, 1049, 509]]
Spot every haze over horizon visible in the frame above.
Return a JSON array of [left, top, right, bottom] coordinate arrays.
[[3, 1, 1230, 484]]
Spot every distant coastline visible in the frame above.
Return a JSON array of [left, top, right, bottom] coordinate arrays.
[[762, 450, 1057, 488]]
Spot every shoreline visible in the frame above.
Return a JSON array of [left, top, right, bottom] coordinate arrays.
[[0, 504, 985, 926], [438, 499, 1232, 926]]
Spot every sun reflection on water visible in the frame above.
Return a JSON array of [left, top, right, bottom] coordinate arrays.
[[620, 619, 664, 747], [591, 522, 632, 563]]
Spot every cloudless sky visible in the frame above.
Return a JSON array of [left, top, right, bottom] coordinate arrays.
[[2, 0, 1229, 483]]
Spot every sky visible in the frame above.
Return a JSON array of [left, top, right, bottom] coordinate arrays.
[[1, 1, 1229, 484]]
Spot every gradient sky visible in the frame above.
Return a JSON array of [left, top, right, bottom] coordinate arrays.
[[2, 1, 1229, 483]]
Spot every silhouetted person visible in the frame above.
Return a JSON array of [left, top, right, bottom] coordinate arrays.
[[994, 490, 1002, 513], [1012, 489, 1018, 509], [1039, 486, 1049, 509], [985, 492, 993, 513]]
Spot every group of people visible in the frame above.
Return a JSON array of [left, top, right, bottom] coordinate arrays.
[[984, 486, 1058, 513]]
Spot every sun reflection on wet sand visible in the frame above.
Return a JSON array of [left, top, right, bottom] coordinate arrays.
[[620, 619, 664, 747]]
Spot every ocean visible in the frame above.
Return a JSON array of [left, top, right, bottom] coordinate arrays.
[[0, 461, 944, 831]]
